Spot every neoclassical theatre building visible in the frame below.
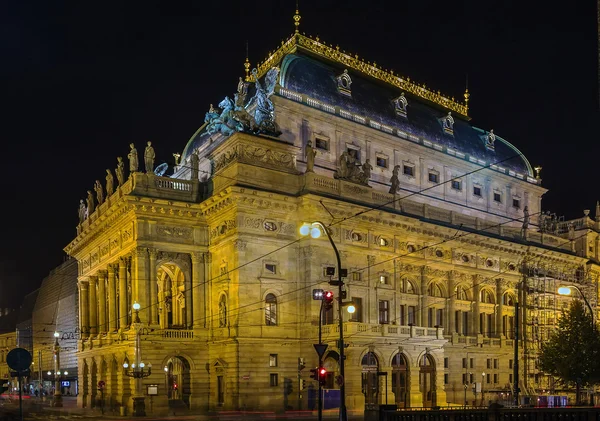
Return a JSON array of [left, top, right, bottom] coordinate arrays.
[[65, 15, 600, 412]]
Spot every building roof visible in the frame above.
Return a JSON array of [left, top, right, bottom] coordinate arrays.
[[33, 258, 78, 313], [16, 289, 39, 326]]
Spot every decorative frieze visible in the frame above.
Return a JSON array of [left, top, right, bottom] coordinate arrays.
[[156, 225, 193, 240]]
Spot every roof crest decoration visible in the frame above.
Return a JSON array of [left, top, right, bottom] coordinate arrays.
[[253, 33, 469, 117]]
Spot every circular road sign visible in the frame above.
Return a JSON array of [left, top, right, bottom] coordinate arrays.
[[6, 348, 32, 372]]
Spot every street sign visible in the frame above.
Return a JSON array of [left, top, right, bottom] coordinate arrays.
[[6, 348, 32, 372], [10, 369, 30, 378], [313, 343, 328, 359]]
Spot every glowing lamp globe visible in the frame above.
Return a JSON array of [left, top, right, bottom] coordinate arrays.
[[123, 363, 129, 369], [133, 302, 141, 311], [557, 287, 572, 296], [140, 362, 145, 368], [299, 223, 310, 236], [53, 331, 59, 338], [310, 226, 321, 238], [347, 305, 356, 314]]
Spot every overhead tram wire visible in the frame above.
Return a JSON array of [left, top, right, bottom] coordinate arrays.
[[76, 150, 546, 331]]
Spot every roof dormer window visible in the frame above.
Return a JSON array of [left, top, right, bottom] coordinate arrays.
[[336, 69, 352, 97], [440, 112, 454, 136], [393, 93, 408, 117], [481, 129, 496, 151]]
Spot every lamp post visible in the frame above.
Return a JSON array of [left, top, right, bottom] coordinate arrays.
[[301, 222, 347, 421], [123, 302, 152, 417], [557, 286, 595, 328], [52, 331, 63, 407], [481, 372, 485, 407]]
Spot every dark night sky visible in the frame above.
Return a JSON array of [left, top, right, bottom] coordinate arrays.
[[1, 0, 598, 306]]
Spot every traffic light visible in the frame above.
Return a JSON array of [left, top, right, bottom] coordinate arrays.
[[310, 368, 318, 381], [318, 367, 327, 386], [300, 379, 306, 390], [324, 291, 334, 310], [312, 289, 324, 300]]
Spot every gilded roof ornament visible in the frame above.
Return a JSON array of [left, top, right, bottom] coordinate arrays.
[[253, 34, 469, 117], [293, 5, 301, 34]]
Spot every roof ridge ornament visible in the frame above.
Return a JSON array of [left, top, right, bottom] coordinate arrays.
[[293, 2, 301, 34], [440, 112, 455, 136], [392, 92, 408, 118], [336, 69, 352, 97], [480, 129, 495, 151]]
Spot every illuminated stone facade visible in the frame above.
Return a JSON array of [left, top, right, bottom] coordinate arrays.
[[65, 29, 600, 413]]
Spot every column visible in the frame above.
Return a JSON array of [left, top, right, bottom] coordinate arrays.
[[79, 281, 90, 338], [108, 265, 117, 331], [496, 279, 504, 338], [119, 258, 128, 329], [133, 247, 149, 322], [185, 264, 193, 328], [419, 268, 428, 327], [89, 276, 98, 335], [192, 252, 205, 328], [98, 271, 107, 333], [448, 271, 456, 333], [472, 275, 481, 336], [149, 249, 158, 325]]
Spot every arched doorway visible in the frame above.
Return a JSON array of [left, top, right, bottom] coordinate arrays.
[[157, 264, 186, 328], [361, 352, 379, 405], [165, 356, 191, 408], [392, 353, 409, 407], [419, 353, 436, 407]]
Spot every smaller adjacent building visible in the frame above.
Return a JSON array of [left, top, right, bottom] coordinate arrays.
[[0, 309, 18, 392]]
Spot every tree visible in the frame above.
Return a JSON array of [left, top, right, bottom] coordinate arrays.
[[538, 300, 600, 405]]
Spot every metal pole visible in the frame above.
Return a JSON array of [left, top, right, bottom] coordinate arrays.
[[514, 300, 519, 407], [38, 350, 42, 400], [318, 300, 323, 421], [18, 374, 23, 421]]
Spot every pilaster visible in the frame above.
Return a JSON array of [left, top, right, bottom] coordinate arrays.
[[149, 249, 158, 325], [447, 271, 456, 333], [192, 252, 205, 328], [108, 265, 117, 331], [79, 280, 90, 338], [133, 247, 150, 322], [97, 270, 107, 333], [119, 258, 128, 329]]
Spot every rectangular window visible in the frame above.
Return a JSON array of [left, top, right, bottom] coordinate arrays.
[[469, 373, 474, 384], [451, 180, 462, 191], [269, 354, 278, 367], [351, 271, 362, 282], [322, 306, 334, 325], [399, 305, 406, 326], [347, 148, 360, 162], [462, 373, 467, 384], [444, 357, 449, 368], [403, 165, 415, 177], [408, 306, 416, 325], [436, 309, 443, 327], [493, 192, 502, 203], [470, 358, 474, 369], [487, 314, 493, 336], [509, 374, 513, 384], [487, 359, 491, 369], [444, 373, 449, 385], [494, 359, 498, 369], [509, 359, 513, 369], [493, 374, 498, 384], [376, 156, 388, 168], [462, 312, 469, 336], [379, 300, 389, 324], [350, 297, 363, 323], [473, 186, 482, 197], [462, 358, 467, 369], [428, 172, 439, 183], [270, 373, 278, 387], [513, 198, 520, 209], [486, 373, 491, 384], [315, 137, 329, 151], [265, 263, 277, 275], [379, 275, 389, 284]]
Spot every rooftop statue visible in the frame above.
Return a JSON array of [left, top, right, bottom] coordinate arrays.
[[86, 190, 95, 215], [105, 169, 114, 196], [204, 67, 281, 138], [305, 141, 317, 173], [190, 151, 199, 181], [144, 141, 155, 173], [94, 180, 104, 205], [78, 199, 87, 224], [116, 157, 125, 186], [389, 165, 400, 194], [128, 143, 138, 173], [154, 162, 168, 176]]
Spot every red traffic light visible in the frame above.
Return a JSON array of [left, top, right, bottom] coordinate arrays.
[[318, 366, 327, 386], [319, 368, 327, 376], [324, 291, 334, 302]]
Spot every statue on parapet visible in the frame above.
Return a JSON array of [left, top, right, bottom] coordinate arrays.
[[94, 180, 104, 205], [248, 67, 281, 136], [521, 206, 530, 239], [389, 165, 400, 194], [305, 141, 317, 173], [128, 143, 138, 173], [116, 157, 125, 186], [86, 190, 95, 215], [190, 151, 199, 181], [334, 150, 369, 186], [78, 199, 87, 224], [144, 141, 155, 173], [105, 169, 114, 196]]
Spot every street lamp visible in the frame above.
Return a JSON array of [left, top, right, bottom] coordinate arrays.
[[301, 221, 347, 421], [123, 302, 152, 417], [481, 372, 485, 406], [52, 331, 62, 407], [558, 285, 595, 328]]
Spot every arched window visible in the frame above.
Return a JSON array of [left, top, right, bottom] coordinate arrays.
[[428, 283, 443, 297], [265, 293, 277, 326], [480, 289, 494, 304], [455, 285, 468, 300], [218, 295, 227, 327], [503, 293, 515, 306], [400, 278, 415, 294]]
